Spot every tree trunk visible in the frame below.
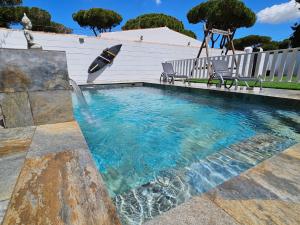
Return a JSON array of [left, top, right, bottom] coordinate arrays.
[[220, 36, 226, 48], [91, 27, 97, 36], [225, 28, 237, 55], [211, 34, 215, 48], [211, 34, 221, 48]]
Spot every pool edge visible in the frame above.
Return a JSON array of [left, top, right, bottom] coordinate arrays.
[[1, 121, 122, 225], [79, 81, 300, 106]]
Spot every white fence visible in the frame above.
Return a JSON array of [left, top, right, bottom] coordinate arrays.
[[167, 48, 300, 82]]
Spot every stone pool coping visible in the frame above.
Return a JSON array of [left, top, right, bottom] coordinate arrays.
[[0, 121, 121, 225], [0, 81, 299, 225]]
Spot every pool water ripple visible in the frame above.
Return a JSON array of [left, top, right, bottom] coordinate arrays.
[[73, 86, 299, 225]]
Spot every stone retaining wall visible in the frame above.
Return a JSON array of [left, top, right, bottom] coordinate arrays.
[[0, 48, 73, 128]]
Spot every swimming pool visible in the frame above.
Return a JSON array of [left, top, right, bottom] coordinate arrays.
[[73, 84, 299, 225]]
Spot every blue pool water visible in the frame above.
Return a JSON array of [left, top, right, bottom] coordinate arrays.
[[73, 86, 299, 225]]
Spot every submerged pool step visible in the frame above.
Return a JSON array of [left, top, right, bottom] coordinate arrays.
[[114, 169, 191, 225], [187, 134, 288, 194], [114, 134, 294, 225]]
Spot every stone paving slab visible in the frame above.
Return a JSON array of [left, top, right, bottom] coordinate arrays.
[[0, 126, 35, 157], [0, 200, 9, 223], [0, 126, 35, 142], [209, 196, 300, 225], [144, 195, 239, 225], [243, 145, 300, 203], [207, 143, 300, 225], [0, 152, 27, 201], [28, 90, 73, 126], [0, 49, 70, 93], [0, 92, 34, 128], [2, 121, 121, 225], [0, 126, 35, 224], [26, 121, 87, 158]]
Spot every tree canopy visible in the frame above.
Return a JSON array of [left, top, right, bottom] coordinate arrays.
[[122, 13, 184, 31], [278, 39, 291, 49], [180, 29, 197, 39], [289, 1, 300, 47], [46, 21, 72, 34], [0, 0, 21, 7], [0, 6, 51, 28], [187, 0, 256, 31], [0, 0, 22, 27], [72, 8, 122, 36], [233, 35, 291, 51], [122, 13, 197, 39], [290, 24, 300, 47], [18, 6, 51, 30], [234, 35, 271, 50], [0, 3, 72, 33]]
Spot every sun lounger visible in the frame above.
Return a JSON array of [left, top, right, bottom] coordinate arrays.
[[208, 60, 238, 89], [208, 60, 262, 90], [160, 62, 190, 84]]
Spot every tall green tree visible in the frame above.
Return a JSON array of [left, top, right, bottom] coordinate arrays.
[[187, 0, 256, 47], [0, 0, 21, 27], [290, 24, 300, 47], [234, 35, 291, 51], [16, 6, 51, 30], [0, 0, 21, 7], [180, 29, 197, 39], [0, 2, 72, 33], [122, 13, 197, 39], [46, 21, 72, 34], [233, 35, 271, 50], [73, 8, 122, 36], [0, 7, 15, 27], [289, 0, 300, 47], [278, 39, 291, 49]]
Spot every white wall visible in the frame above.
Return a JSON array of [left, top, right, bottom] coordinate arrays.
[[100, 27, 202, 47], [0, 28, 227, 84]]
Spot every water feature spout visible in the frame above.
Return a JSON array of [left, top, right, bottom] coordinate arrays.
[[69, 79, 97, 125], [69, 79, 88, 106]]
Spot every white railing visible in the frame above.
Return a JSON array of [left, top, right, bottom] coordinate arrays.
[[166, 47, 300, 82]]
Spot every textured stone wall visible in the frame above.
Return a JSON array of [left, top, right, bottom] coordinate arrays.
[[0, 49, 73, 128]]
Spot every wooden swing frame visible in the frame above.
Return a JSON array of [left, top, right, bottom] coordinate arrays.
[[191, 24, 237, 79]]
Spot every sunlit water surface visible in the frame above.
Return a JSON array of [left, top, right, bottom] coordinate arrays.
[[73, 86, 299, 224]]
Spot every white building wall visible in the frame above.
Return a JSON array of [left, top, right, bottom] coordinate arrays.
[[100, 27, 202, 47], [0, 28, 229, 84]]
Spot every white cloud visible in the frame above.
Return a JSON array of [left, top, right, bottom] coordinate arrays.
[[257, 0, 300, 24], [155, 0, 161, 5]]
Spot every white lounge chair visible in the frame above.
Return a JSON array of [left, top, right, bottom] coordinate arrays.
[[208, 60, 262, 90], [160, 63, 190, 84]]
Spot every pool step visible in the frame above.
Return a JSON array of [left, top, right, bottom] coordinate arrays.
[[114, 134, 294, 225], [186, 134, 290, 194], [114, 169, 190, 225]]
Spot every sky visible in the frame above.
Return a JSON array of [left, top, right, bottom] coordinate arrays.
[[22, 0, 300, 41]]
